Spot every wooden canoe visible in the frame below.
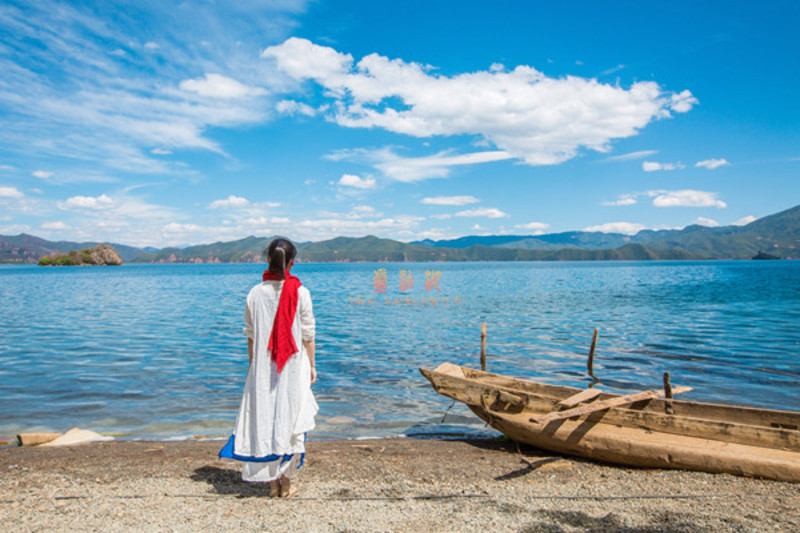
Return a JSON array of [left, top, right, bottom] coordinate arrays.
[[419, 363, 800, 482]]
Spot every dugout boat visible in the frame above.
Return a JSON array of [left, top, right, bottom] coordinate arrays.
[[419, 362, 800, 482]]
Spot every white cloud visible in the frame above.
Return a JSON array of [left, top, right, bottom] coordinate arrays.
[[60, 194, 114, 210], [642, 161, 685, 172], [209, 195, 250, 209], [514, 222, 550, 232], [733, 215, 757, 226], [338, 174, 376, 189], [693, 217, 719, 227], [602, 194, 637, 206], [179, 73, 267, 99], [695, 158, 730, 170], [379, 150, 511, 181], [421, 195, 479, 206], [41, 221, 69, 230], [0, 165, 16, 171], [670, 90, 699, 113], [294, 214, 425, 240], [150, 148, 172, 155], [329, 147, 511, 182], [0, 224, 31, 234], [583, 222, 645, 235], [144, 41, 159, 50], [243, 216, 291, 226], [162, 222, 202, 234], [263, 38, 697, 166], [254, 201, 282, 208], [350, 205, 381, 218], [648, 189, 727, 208], [605, 150, 658, 162], [32, 170, 54, 179], [429, 213, 452, 220], [455, 207, 509, 218], [276, 100, 318, 116], [0, 186, 23, 199]]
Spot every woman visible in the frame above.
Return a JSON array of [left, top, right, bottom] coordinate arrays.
[[219, 238, 318, 498]]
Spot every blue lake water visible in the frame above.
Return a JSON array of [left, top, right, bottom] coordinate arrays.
[[1, 261, 799, 441]]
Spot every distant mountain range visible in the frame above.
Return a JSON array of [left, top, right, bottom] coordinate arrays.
[[0, 233, 150, 264], [2, 204, 798, 264]]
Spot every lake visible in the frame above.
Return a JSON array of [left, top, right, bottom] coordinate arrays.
[[1, 260, 798, 441]]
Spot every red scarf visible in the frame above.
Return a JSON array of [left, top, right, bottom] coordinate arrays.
[[262, 270, 302, 373]]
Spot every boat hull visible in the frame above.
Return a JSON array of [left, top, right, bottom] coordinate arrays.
[[420, 363, 800, 483]]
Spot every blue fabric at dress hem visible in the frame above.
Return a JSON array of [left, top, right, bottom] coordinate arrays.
[[218, 435, 304, 469]]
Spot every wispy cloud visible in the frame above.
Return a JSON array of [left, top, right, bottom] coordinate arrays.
[[58, 194, 114, 210], [514, 221, 550, 234], [648, 189, 727, 208], [605, 150, 657, 162], [0, 186, 24, 199], [0, 1, 302, 175], [642, 161, 685, 172], [695, 158, 730, 170], [421, 195, 479, 206], [604, 189, 727, 209], [264, 38, 697, 166], [328, 147, 512, 182], [602, 194, 637, 206], [733, 215, 757, 226], [454, 207, 509, 218], [338, 174, 377, 189], [41, 220, 69, 230], [693, 217, 719, 227], [179, 73, 267, 99], [583, 222, 645, 235], [32, 170, 54, 179], [208, 195, 250, 209]]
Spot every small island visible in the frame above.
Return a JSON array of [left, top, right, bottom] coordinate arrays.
[[38, 244, 123, 266]]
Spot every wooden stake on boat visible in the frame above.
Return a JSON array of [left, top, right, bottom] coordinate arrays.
[[663, 372, 675, 415], [480, 322, 487, 371], [663, 372, 673, 399], [530, 385, 692, 425], [588, 328, 598, 377]]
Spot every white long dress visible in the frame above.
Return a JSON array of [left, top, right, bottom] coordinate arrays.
[[228, 279, 318, 482]]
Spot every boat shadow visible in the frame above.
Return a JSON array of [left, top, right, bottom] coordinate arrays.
[[449, 437, 584, 481]]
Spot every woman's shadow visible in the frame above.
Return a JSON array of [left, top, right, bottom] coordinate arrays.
[[191, 465, 272, 498]]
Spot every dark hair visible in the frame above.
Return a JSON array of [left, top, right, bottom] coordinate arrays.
[[265, 237, 297, 280]]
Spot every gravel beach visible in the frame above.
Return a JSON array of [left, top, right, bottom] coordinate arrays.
[[2, 438, 799, 532]]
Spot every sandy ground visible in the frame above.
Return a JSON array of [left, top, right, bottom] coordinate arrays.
[[1, 438, 799, 532]]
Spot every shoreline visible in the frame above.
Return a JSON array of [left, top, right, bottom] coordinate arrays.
[[2, 438, 798, 532]]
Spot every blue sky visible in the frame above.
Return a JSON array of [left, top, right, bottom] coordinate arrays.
[[0, 0, 798, 247]]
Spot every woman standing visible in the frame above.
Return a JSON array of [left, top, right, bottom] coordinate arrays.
[[220, 238, 318, 497]]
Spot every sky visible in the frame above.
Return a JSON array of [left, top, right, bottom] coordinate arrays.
[[0, 0, 798, 247]]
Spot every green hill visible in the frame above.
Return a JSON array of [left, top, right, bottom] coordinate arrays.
[[634, 204, 800, 258]]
